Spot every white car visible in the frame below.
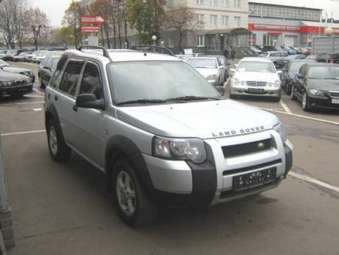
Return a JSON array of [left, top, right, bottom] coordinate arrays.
[[229, 57, 282, 101], [187, 57, 226, 86]]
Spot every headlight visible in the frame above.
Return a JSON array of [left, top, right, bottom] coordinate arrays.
[[273, 122, 287, 142], [232, 78, 246, 87], [153, 137, 207, 164], [308, 89, 325, 96], [0, 81, 12, 87]]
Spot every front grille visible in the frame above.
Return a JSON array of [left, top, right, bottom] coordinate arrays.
[[330, 91, 339, 98], [247, 81, 266, 87], [223, 159, 282, 176], [222, 138, 274, 158]]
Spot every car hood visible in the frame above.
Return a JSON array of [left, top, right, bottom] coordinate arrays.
[[195, 68, 219, 78], [0, 71, 28, 81], [307, 79, 339, 91], [117, 100, 279, 139], [234, 72, 279, 82], [2, 66, 30, 73]]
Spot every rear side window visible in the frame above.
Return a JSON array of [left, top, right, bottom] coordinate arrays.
[[59, 61, 84, 97], [49, 55, 68, 88], [79, 63, 103, 99]]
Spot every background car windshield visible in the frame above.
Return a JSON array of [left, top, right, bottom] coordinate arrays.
[[187, 58, 217, 68], [238, 61, 275, 73], [308, 66, 339, 80], [108, 61, 219, 104]]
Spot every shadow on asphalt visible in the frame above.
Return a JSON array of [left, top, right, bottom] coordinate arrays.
[[66, 152, 281, 235]]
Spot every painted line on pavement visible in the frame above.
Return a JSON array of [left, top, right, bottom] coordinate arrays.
[[262, 108, 339, 126], [33, 88, 44, 96], [289, 171, 339, 194], [0, 101, 44, 106], [25, 94, 44, 99], [279, 100, 292, 114], [1, 130, 45, 137], [33, 108, 43, 112]]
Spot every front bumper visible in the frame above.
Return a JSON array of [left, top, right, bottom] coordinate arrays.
[[231, 87, 281, 98], [0, 83, 33, 96], [144, 131, 293, 208], [308, 95, 339, 110]]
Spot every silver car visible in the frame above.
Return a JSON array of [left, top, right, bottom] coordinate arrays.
[[45, 48, 293, 227], [187, 57, 227, 86]]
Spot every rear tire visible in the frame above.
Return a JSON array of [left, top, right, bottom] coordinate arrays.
[[47, 119, 71, 162], [111, 158, 157, 227]]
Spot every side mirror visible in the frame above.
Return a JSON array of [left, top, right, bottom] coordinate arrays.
[[75, 94, 105, 111]]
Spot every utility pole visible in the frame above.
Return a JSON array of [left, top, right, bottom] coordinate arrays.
[[32, 25, 42, 51]]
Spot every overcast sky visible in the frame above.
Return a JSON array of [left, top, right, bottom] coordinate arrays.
[[29, 0, 339, 27]]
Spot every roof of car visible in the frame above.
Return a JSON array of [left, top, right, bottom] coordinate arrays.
[[64, 49, 180, 63], [240, 57, 273, 63]]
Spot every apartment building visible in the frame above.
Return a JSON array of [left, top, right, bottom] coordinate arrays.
[[164, 0, 249, 51]]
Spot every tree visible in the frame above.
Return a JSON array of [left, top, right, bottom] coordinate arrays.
[[0, 0, 25, 48], [63, 1, 84, 48], [24, 7, 49, 50], [127, 0, 165, 44], [163, 7, 199, 51]]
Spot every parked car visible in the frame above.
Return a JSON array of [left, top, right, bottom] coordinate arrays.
[[0, 59, 35, 83], [12, 52, 32, 62], [187, 57, 227, 86], [45, 48, 293, 226], [32, 50, 50, 63], [0, 70, 33, 98], [291, 63, 339, 111], [281, 60, 314, 94], [228, 57, 282, 101], [316, 53, 339, 64], [0, 50, 8, 59], [2, 50, 18, 61], [38, 55, 61, 88]]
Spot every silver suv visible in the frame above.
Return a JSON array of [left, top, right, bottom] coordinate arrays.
[[45, 47, 293, 227]]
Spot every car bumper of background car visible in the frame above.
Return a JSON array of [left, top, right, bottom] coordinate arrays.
[[231, 87, 281, 97], [308, 95, 339, 110], [0, 83, 33, 95]]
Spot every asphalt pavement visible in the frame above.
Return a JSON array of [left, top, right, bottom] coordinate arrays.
[[1, 62, 339, 255]]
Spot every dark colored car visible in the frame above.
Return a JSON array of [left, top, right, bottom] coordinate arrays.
[[316, 53, 339, 64], [0, 59, 35, 83], [281, 60, 314, 94], [0, 71, 33, 98], [38, 55, 61, 88], [291, 63, 339, 111]]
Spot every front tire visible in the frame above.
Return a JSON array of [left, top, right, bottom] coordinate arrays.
[[47, 119, 71, 162], [302, 92, 311, 111], [112, 158, 157, 227]]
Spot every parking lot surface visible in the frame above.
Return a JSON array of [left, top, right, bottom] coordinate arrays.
[[1, 63, 339, 255]]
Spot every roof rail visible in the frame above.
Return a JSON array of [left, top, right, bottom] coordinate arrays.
[[78, 45, 112, 61]]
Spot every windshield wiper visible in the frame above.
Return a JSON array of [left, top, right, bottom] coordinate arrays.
[[116, 99, 167, 106], [165, 96, 221, 102]]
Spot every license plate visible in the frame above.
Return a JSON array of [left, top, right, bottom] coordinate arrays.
[[233, 168, 276, 191], [248, 88, 265, 94], [332, 99, 339, 104]]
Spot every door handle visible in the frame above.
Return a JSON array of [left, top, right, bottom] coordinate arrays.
[[73, 105, 78, 112]]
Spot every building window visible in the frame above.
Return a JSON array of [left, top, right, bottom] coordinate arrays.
[[196, 0, 204, 5], [233, 0, 240, 8], [234, 16, 241, 26], [197, 14, 205, 27], [210, 15, 218, 27], [212, 0, 218, 7], [197, 35, 205, 47], [221, 15, 229, 26]]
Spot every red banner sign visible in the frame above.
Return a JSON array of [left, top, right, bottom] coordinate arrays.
[[81, 26, 100, 33], [80, 16, 104, 24]]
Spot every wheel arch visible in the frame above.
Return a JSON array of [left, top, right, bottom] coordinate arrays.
[[105, 136, 155, 198]]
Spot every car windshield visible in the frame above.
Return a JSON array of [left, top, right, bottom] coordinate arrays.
[[308, 66, 339, 80], [289, 62, 306, 73], [238, 61, 275, 73], [107, 61, 220, 105], [187, 58, 217, 68]]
